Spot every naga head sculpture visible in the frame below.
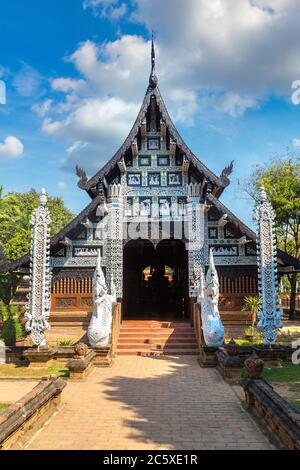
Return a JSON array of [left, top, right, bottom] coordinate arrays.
[[93, 249, 107, 297], [205, 249, 219, 305]]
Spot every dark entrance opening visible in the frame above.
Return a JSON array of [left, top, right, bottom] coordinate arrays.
[[123, 239, 189, 320]]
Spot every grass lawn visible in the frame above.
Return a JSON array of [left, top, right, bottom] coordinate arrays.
[[0, 403, 9, 413], [243, 363, 300, 413], [0, 362, 69, 378], [262, 363, 300, 383], [236, 339, 263, 347]]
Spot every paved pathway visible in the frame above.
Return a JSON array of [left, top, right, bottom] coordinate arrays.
[[0, 380, 38, 404], [25, 356, 272, 450]]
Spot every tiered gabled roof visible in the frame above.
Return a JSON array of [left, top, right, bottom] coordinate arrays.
[[76, 38, 233, 199]]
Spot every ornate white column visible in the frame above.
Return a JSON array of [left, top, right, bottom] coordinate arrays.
[[106, 183, 124, 298], [25, 189, 52, 347], [187, 183, 205, 298], [255, 187, 282, 345]]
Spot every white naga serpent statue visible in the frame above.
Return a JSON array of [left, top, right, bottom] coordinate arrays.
[[87, 250, 116, 348], [198, 249, 225, 347]]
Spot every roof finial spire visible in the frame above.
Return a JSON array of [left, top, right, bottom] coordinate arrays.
[[149, 31, 158, 89]]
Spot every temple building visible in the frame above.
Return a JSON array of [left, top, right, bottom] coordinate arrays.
[[6, 41, 299, 342]]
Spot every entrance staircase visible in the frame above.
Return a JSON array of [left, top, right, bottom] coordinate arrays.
[[117, 320, 199, 356]]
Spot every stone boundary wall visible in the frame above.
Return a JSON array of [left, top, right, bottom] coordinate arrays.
[[242, 378, 300, 450], [0, 376, 66, 450]]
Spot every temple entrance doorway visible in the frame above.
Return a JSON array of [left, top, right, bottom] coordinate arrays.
[[123, 239, 189, 320]]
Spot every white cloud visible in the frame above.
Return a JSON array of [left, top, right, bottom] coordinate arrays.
[[67, 140, 88, 156], [31, 99, 53, 117], [0, 66, 9, 79], [13, 63, 43, 97], [57, 180, 68, 189], [132, 0, 300, 96], [83, 0, 127, 20], [292, 138, 300, 149], [43, 95, 139, 171], [213, 93, 257, 117], [0, 136, 24, 159], [51, 78, 85, 93], [40, 0, 300, 172]]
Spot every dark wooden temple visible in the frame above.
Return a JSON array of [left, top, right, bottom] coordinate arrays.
[[3, 40, 299, 341]]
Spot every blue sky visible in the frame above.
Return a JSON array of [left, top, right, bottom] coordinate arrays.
[[1, 0, 300, 228]]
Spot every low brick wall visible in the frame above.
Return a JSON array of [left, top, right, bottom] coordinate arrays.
[[242, 378, 300, 450], [0, 376, 66, 450]]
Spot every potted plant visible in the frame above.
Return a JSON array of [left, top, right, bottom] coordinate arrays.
[[56, 338, 75, 359], [242, 295, 261, 340]]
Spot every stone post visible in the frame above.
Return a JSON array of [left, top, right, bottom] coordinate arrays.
[[255, 186, 282, 345], [186, 183, 205, 299], [25, 189, 52, 347], [106, 184, 124, 299]]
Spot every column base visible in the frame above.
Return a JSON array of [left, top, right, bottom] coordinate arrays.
[[23, 347, 57, 368]]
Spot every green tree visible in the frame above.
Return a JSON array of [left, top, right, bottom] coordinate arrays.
[[246, 156, 300, 320], [0, 188, 74, 262], [0, 187, 74, 303]]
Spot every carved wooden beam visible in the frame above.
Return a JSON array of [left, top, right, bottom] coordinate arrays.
[[204, 204, 212, 213], [118, 158, 126, 173], [170, 139, 176, 158], [218, 214, 228, 227], [102, 177, 108, 189], [96, 202, 109, 217], [238, 235, 251, 245], [61, 237, 72, 247], [182, 156, 190, 174], [160, 120, 166, 140], [141, 119, 147, 138], [81, 218, 93, 229], [131, 139, 138, 158]]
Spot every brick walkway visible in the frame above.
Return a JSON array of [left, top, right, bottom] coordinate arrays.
[[25, 356, 272, 450], [0, 381, 38, 404]]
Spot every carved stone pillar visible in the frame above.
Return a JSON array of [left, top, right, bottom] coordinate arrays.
[[187, 183, 205, 298], [106, 184, 124, 299], [25, 189, 51, 347], [255, 187, 282, 345]]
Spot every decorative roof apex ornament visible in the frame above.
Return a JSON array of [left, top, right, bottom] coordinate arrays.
[[149, 32, 158, 89], [75, 164, 88, 190], [220, 160, 234, 183]]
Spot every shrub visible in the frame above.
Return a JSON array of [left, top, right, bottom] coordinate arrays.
[[244, 326, 263, 342], [0, 300, 8, 322], [8, 305, 20, 317], [58, 338, 74, 347], [1, 315, 24, 345]]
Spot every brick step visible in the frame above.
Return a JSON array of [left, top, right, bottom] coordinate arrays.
[[118, 336, 196, 344], [119, 327, 194, 333], [119, 331, 195, 336], [49, 322, 89, 328], [117, 320, 198, 356], [121, 321, 189, 326], [117, 342, 197, 349], [50, 317, 90, 324], [117, 349, 199, 356]]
